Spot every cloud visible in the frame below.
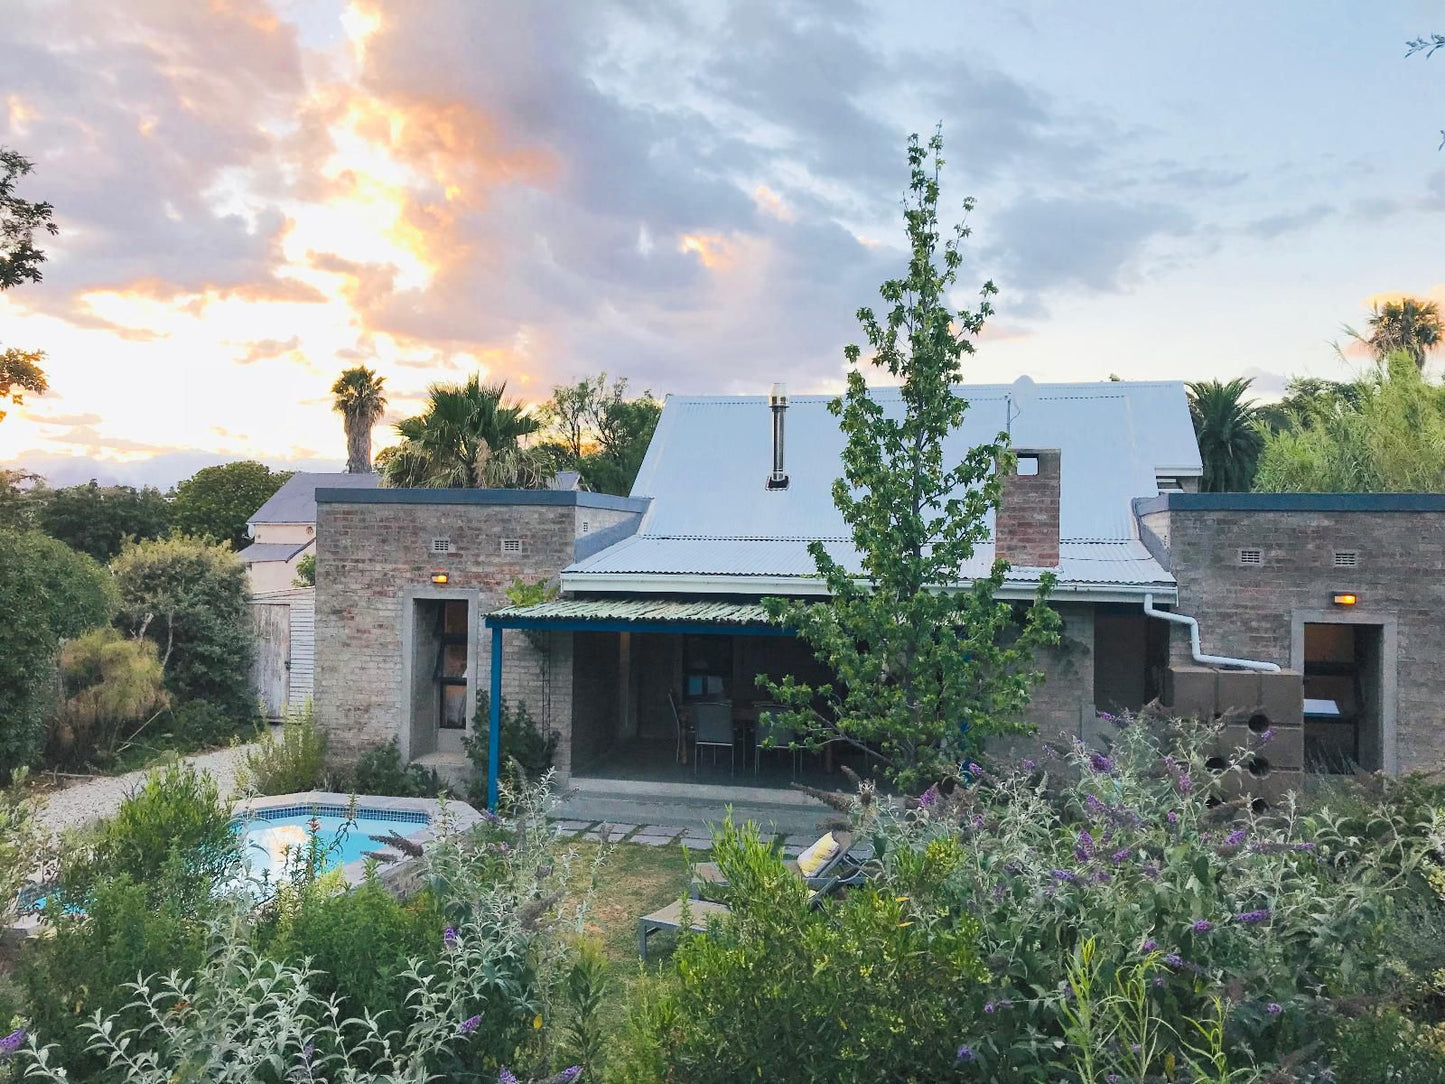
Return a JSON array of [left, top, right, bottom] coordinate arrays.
[[1242, 203, 1333, 240], [25, 411, 104, 427], [2, 448, 343, 490], [235, 335, 303, 365]]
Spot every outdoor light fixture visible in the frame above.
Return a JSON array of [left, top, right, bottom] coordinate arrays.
[[1332, 592, 1357, 607], [431, 572, 449, 585]]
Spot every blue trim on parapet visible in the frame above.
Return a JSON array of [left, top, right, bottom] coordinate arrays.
[[315, 487, 650, 513], [484, 614, 794, 637], [1154, 492, 1445, 513]]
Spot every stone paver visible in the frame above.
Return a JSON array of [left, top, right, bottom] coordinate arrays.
[[678, 837, 711, 851], [638, 825, 685, 841], [552, 819, 595, 837], [630, 834, 681, 847], [781, 843, 805, 858]]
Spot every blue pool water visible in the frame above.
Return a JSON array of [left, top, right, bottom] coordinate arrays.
[[238, 808, 430, 884]]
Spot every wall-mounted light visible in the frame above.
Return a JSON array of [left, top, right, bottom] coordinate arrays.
[[431, 571, 450, 585], [1331, 592, 1357, 607]]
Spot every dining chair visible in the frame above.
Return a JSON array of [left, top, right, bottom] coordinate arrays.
[[754, 704, 800, 778], [692, 699, 735, 775]]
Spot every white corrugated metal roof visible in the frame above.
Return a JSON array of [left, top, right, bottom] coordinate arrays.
[[564, 380, 1194, 594]]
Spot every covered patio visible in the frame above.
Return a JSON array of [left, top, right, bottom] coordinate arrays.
[[482, 598, 881, 808]]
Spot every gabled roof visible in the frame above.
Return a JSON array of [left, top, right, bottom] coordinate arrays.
[[249, 472, 379, 526], [563, 380, 1198, 599]]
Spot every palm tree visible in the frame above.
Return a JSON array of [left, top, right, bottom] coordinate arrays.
[[1366, 298, 1442, 371], [1187, 378, 1265, 492], [380, 374, 544, 488], [331, 366, 388, 473]]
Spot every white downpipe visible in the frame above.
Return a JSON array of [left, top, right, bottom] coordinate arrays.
[[1142, 593, 1280, 673]]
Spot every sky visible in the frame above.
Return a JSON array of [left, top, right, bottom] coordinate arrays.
[[1, 0, 1442, 489]]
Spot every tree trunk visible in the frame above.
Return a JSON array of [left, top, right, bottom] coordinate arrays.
[[345, 412, 373, 473]]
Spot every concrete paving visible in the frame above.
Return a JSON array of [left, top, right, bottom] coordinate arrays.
[[557, 776, 833, 837]]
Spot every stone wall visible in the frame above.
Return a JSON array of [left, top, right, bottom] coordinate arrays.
[[1162, 497, 1445, 773], [314, 491, 642, 778]]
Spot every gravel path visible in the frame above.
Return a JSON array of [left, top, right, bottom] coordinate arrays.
[[32, 742, 259, 836]]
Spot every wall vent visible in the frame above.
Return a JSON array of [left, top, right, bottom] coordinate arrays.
[[1238, 548, 1263, 566], [430, 538, 453, 555], [1332, 549, 1358, 568], [500, 538, 522, 554], [580, 520, 590, 534]]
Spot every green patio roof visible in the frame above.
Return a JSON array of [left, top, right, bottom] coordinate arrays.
[[486, 597, 782, 632]]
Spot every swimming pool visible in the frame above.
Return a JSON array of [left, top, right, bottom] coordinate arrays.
[[237, 805, 431, 885]]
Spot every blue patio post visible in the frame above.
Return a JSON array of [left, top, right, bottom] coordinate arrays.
[[488, 626, 503, 812]]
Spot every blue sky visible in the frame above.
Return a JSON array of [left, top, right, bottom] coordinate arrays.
[[0, 0, 1441, 487]]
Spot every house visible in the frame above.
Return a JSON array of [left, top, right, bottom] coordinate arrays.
[[312, 379, 1445, 803], [240, 471, 380, 593]]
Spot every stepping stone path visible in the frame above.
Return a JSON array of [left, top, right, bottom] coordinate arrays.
[[549, 822, 834, 853], [629, 825, 686, 847], [582, 821, 639, 841], [552, 820, 595, 838]]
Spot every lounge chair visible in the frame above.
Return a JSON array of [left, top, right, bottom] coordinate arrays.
[[637, 867, 855, 960], [688, 830, 865, 900]]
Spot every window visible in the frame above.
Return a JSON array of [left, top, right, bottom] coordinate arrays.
[[431, 538, 452, 555], [1238, 548, 1263, 566], [1333, 550, 1358, 568], [683, 635, 732, 700], [434, 600, 468, 730], [500, 538, 522, 554], [1016, 455, 1039, 477]]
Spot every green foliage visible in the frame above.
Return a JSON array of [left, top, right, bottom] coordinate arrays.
[[380, 374, 545, 488], [1326, 1010, 1445, 1084], [0, 768, 40, 927], [466, 694, 558, 802], [0, 467, 41, 530], [242, 701, 327, 795], [292, 551, 316, 586], [0, 346, 46, 422], [263, 879, 441, 1033], [1255, 355, 1445, 492], [111, 534, 258, 725], [559, 937, 610, 1075], [1187, 377, 1265, 492], [35, 480, 170, 562], [538, 372, 661, 496], [332, 364, 388, 474], [0, 528, 116, 778], [760, 130, 1059, 792], [60, 759, 239, 912], [0, 146, 57, 291], [627, 819, 987, 1082], [48, 627, 168, 768], [165, 697, 250, 750], [505, 575, 559, 607], [1364, 297, 1442, 370], [168, 461, 292, 550], [347, 738, 443, 798]]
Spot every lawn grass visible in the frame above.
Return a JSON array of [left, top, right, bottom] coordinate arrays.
[[561, 840, 698, 1037]]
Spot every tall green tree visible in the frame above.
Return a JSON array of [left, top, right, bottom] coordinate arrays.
[[169, 461, 292, 550], [760, 130, 1060, 792], [1364, 298, 1442, 370], [1, 148, 58, 419], [1254, 353, 1445, 492], [331, 365, 388, 474], [537, 373, 661, 495], [111, 535, 258, 725], [0, 529, 116, 778], [380, 374, 544, 488], [1187, 378, 1265, 492], [37, 480, 170, 561]]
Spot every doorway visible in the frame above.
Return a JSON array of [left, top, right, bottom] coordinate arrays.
[[409, 597, 473, 758], [1301, 622, 1384, 773]]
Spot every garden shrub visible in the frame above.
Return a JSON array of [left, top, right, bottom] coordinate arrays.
[[0, 528, 116, 778], [165, 697, 248, 751], [466, 693, 558, 803], [47, 627, 168, 768], [1325, 1009, 1445, 1084], [0, 769, 40, 929], [241, 700, 327, 795], [623, 819, 988, 1083], [59, 758, 238, 913], [111, 535, 258, 728], [348, 737, 444, 798]]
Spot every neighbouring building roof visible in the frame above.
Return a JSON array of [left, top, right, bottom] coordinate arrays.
[[250, 472, 380, 527], [238, 540, 312, 564], [563, 381, 1196, 599]]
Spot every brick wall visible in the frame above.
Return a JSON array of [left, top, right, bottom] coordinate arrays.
[[314, 495, 601, 777], [1166, 505, 1445, 772], [996, 449, 1061, 567]]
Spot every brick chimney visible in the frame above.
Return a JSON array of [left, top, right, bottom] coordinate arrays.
[[995, 448, 1061, 567]]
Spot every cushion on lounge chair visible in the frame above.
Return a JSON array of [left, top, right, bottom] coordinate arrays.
[[795, 832, 839, 876]]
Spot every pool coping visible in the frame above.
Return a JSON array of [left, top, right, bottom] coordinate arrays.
[[231, 792, 488, 890]]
